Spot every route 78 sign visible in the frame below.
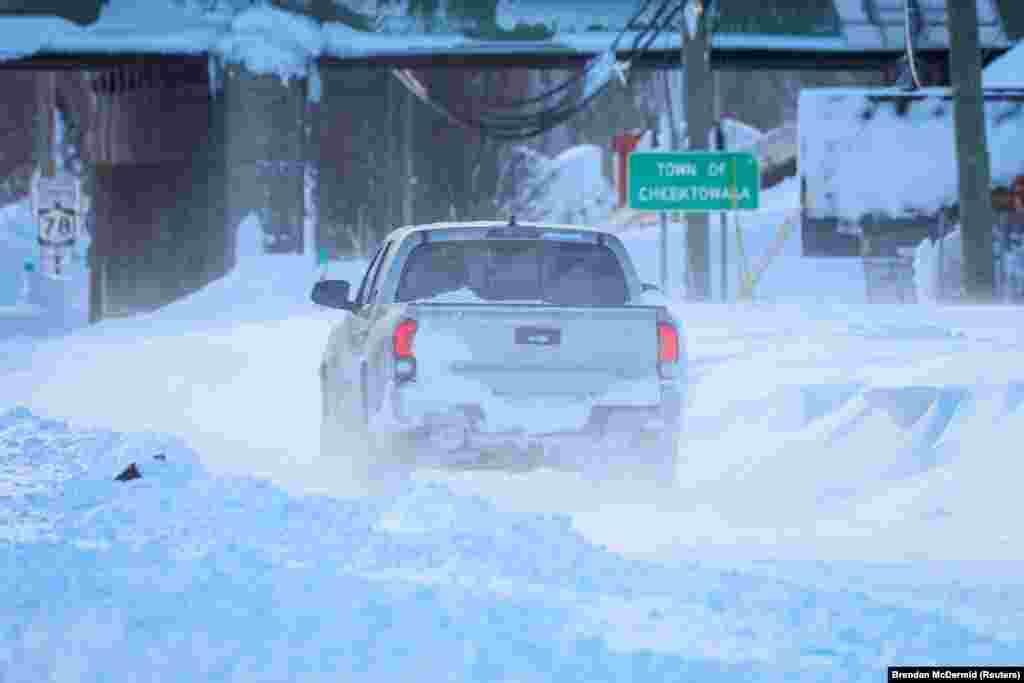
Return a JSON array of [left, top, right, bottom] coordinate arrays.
[[32, 170, 82, 244], [38, 204, 77, 245]]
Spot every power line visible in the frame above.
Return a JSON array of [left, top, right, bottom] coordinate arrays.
[[469, 0, 684, 134], [904, 0, 924, 89], [478, 8, 681, 129], [391, 0, 687, 141], [475, 0, 668, 111], [478, 0, 679, 124], [479, 4, 686, 139]]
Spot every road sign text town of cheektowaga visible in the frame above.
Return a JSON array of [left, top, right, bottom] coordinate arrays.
[[628, 152, 760, 212]]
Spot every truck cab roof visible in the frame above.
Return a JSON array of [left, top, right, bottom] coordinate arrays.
[[385, 221, 610, 245]]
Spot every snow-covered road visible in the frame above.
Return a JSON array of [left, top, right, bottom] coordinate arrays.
[[2, 404, 1022, 681], [3, 214, 1023, 680]]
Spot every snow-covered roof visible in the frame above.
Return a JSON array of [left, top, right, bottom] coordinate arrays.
[[710, 0, 1010, 66], [799, 87, 1024, 221], [0, 2, 227, 62], [0, 0, 684, 79], [985, 39, 1024, 87], [830, 0, 1007, 51]]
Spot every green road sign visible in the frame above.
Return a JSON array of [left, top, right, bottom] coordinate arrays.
[[628, 152, 760, 212]]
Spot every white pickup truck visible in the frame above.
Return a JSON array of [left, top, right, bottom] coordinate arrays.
[[312, 220, 687, 484]]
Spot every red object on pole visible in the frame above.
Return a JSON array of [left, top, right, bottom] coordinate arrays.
[[1014, 175, 1024, 211], [612, 131, 643, 208]]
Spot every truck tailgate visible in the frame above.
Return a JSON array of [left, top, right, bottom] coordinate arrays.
[[408, 304, 661, 403]]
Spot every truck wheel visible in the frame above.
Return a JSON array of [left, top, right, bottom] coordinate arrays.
[[320, 376, 339, 459], [356, 374, 412, 493]]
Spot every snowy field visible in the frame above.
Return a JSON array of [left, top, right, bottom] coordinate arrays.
[[3, 195, 1024, 679]]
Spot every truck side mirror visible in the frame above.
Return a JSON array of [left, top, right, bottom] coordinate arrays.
[[311, 280, 355, 311]]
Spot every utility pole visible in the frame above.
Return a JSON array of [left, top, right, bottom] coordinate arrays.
[[716, 121, 727, 302], [652, 125, 669, 293], [683, 0, 713, 301], [33, 71, 59, 311], [403, 84, 414, 228], [947, 0, 996, 302], [33, 72, 56, 179], [713, 67, 726, 302], [306, 66, 321, 264]]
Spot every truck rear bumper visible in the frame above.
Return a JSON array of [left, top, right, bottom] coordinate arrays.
[[373, 381, 684, 458]]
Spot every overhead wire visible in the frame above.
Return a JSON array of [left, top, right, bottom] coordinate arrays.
[[477, 2, 683, 131], [471, 0, 683, 132], [476, 0, 663, 110], [478, 0, 679, 123], [391, 0, 687, 141], [903, 0, 924, 89], [473, 2, 686, 139]]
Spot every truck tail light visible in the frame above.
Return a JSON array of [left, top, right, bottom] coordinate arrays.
[[657, 322, 679, 362], [394, 319, 418, 383], [657, 322, 679, 379]]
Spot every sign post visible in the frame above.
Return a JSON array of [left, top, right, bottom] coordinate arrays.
[[659, 211, 668, 293], [31, 171, 83, 279], [318, 246, 331, 281], [629, 151, 760, 300]]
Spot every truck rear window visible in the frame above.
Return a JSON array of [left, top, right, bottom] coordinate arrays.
[[395, 240, 629, 306]]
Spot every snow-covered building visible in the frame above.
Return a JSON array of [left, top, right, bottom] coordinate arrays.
[[800, 37, 1024, 249], [799, 39, 1024, 300]]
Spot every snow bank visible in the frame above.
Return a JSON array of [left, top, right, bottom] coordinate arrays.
[[912, 229, 963, 303], [3, 405, 1020, 680], [616, 177, 867, 303], [912, 226, 1024, 304], [0, 214, 367, 488], [60, 214, 356, 340], [1, 200, 91, 338]]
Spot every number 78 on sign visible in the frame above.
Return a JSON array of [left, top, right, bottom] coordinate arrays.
[[37, 207, 78, 245], [628, 151, 760, 212]]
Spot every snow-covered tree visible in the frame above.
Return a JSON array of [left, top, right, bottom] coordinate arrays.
[[496, 144, 614, 225]]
